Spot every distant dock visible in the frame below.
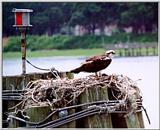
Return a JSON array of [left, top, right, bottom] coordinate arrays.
[[106, 43, 158, 57]]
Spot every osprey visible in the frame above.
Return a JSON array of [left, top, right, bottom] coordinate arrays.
[[70, 50, 115, 76]]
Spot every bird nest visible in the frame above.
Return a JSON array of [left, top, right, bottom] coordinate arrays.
[[15, 74, 142, 113]]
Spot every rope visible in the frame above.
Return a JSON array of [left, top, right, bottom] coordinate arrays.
[[141, 105, 151, 124], [2, 90, 26, 93], [26, 59, 50, 71], [25, 59, 60, 79]]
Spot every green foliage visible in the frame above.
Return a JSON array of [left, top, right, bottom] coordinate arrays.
[[3, 48, 105, 59], [3, 33, 158, 52], [119, 3, 158, 33], [2, 2, 158, 36], [3, 36, 21, 52]]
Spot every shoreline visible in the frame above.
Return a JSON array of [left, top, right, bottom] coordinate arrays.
[[3, 48, 158, 59]]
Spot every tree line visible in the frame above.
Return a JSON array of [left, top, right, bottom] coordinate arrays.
[[2, 2, 158, 36]]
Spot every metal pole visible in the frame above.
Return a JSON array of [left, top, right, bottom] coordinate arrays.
[[20, 30, 26, 74]]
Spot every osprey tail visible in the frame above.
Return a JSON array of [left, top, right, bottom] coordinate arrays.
[[70, 67, 81, 73]]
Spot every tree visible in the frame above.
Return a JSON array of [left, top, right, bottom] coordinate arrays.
[[2, 2, 158, 36], [119, 3, 158, 33]]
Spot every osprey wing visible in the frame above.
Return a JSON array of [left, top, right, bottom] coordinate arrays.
[[85, 55, 106, 62]]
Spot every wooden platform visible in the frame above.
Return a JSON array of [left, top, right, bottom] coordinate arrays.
[[2, 72, 145, 128]]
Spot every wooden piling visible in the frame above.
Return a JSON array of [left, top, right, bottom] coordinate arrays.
[[124, 48, 128, 56], [3, 72, 145, 128], [152, 47, 156, 55], [119, 49, 123, 56], [8, 112, 19, 128], [8, 110, 28, 128], [114, 43, 158, 57], [3, 72, 74, 128], [146, 47, 149, 56], [3, 72, 72, 90], [125, 113, 141, 128], [25, 106, 51, 123], [139, 47, 142, 56], [131, 48, 134, 56], [137, 111, 145, 128], [79, 86, 112, 128], [108, 88, 144, 128], [24, 106, 76, 128], [58, 109, 76, 128]]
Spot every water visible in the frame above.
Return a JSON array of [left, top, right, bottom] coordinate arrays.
[[3, 56, 159, 129]]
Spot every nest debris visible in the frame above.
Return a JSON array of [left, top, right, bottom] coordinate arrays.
[[16, 74, 142, 113]]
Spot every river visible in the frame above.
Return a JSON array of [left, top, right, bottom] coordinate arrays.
[[3, 56, 159, 129]]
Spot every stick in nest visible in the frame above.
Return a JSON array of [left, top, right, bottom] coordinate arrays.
[[18, 74, 142, 113]]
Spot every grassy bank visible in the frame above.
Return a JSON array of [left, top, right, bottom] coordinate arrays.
[[3, 47, 158, 59], [3, 48, 105, 59], [3, 33, 158, 52]]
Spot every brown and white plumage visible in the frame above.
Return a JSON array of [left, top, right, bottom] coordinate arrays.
[[70, 50, 115, 76]]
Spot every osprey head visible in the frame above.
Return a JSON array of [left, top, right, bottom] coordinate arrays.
[[105, 50, 115, 58]]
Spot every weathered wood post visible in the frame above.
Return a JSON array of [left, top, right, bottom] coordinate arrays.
[[25, 106, 52, 126], [152, 46, 156, 55], [3, 72, 74, 128], [3, 73, 145, 128], [139, 46, 142, 56], [12, 8, 33, 75], [131, 47, 134, 56], [124, 44, 129, 56], [135, 44, 139, 56], [146, 46, 149, 56], [124, 108, 144, 128], [79, 86, 112, 128], [119, 49, 123, 57], [24, 72, 76, 128], [12, 8, 33, 91], [8, 112, 20, 128], [136, 111, 145, 128], [108, 87, 144, 128], [20, 30, 27, 74]]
